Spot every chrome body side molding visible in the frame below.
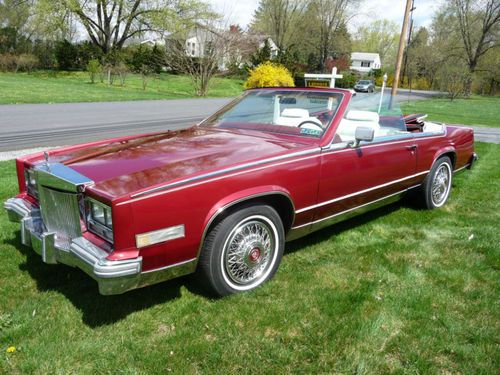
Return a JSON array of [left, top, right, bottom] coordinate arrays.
[[295, 170, 429, 214], [453, 164, 471, 173], [286, 189, 409, 241], [130, 148, 320, 199]]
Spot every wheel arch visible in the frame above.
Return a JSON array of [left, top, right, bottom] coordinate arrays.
[[432, 147, 457, 169], [195, 187, 295, 261]]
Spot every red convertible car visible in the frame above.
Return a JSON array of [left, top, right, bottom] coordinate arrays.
[[5, 88, 477, 296]]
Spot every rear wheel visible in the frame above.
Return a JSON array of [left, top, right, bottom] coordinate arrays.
[[420, 156, 453, 209], [197, 205, 284, 297]]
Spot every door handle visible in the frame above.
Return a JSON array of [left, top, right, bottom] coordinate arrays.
[[406, 145, 417, 151]]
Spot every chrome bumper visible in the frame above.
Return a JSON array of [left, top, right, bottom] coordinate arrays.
[[469, 152, 478, 169], [5, 197, 145, 295]]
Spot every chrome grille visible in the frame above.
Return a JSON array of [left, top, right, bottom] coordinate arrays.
[[39, 187, 82, 249]]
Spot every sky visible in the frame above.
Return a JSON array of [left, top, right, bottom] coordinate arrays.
[[208, 0, 445, 31]]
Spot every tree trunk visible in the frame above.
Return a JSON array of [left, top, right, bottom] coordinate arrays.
[[490, 78, 497, 96], [464, 74, 473, 98]]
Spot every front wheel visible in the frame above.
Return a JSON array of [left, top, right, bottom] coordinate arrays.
[[197, 205, 284, 297], [420, 156, 453, 209]]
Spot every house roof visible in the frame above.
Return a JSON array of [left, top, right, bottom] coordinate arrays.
[[351, 52, 380, 61]]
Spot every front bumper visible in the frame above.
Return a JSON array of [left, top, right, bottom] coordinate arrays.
[[5, 197, 143, 295]]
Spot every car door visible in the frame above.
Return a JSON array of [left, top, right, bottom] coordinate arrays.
[[306, 124, 418, 232]]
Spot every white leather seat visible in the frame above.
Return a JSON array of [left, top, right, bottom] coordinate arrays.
[[336, 110, 381, 141], [422, 121, 444, 133], [275, 108, 322, 127]]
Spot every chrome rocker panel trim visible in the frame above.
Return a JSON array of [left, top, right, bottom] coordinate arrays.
[[4, 197, 196, 295], [286, 187, 418, 241]]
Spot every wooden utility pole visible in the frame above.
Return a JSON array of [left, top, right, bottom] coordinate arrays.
[[390, 0, 413, 101]]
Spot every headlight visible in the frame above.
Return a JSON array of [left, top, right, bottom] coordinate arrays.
[[86, 198, 114, 242], [24, 168, 38, 199]]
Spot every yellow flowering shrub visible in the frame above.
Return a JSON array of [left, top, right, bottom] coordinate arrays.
[[245, 62, 295, 89]]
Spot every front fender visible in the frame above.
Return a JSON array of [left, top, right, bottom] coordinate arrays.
[[196, 186, 294, 259], [202, 185, 294, 230]]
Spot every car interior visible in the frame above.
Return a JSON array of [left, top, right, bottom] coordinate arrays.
[[204, 90, 445, 141]]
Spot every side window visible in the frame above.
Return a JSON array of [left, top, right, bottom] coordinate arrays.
[[334, 96, 411, 144]]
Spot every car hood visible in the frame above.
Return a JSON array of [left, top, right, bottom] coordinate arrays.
[[49, 127, 309, 200]]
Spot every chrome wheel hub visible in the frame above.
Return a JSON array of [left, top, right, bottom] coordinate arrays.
[[223, 218, 276, 286], [431, 164, 450, 206]]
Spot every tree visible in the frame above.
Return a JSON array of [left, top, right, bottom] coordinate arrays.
[[0, 0, 33, 53], [36, 0, 210, 55], [437, 63, 470, 101], [249, 39, 273, 67], [446, 0, 500, 95], [87, 58, 101, 83], [352, 19, 400, 68], [475, 47, 500, 95], [165, 20, 236, 96], [55, 39, 78, 69], [310, 0, 359, 70], [250, 0, 306, 52]]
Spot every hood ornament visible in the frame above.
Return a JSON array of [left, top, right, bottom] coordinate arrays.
[[44, 151, 50, 171]]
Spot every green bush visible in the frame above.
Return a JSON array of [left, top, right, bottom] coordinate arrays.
[[55, 39, 78, 70], [127, 44, 164, 74], [76, 41, 103, 69], [15, 54, 38, 73], [86, 59, 101, 83], [336, 72, 358, 88], [0, 53, 17, 72], [244, 62, 295, 89]]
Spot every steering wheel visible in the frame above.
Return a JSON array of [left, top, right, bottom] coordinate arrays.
[[298, 121, 324, 133]]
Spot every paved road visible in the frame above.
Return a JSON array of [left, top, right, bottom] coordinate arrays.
[[470, 126, 500, 144], [0, 98, 231, 151], [0, 91, 497, 152]]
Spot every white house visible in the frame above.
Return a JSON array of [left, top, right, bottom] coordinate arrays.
[[182, 27, 279, 71], [139, 38, 165, 47], [350, 52, 381, 73], [184, 28, 216, 58]]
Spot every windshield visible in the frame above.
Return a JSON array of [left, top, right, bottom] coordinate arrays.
[[357, 80, 371, 85], [200, 89, 344, 138], [334, 92, 408, 143]]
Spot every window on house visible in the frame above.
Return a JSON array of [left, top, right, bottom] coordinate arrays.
[[361, 61, 371, 67]]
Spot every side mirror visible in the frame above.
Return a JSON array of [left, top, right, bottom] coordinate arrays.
[[352, 126, 374, 147]]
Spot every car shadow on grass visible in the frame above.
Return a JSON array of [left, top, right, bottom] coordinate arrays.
[[7, 236, 188, 327], [7, 198, 417, 328], [284, 200, 411, 255]]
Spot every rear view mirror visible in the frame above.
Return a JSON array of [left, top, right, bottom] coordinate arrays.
[[352, 126, 374, 147]]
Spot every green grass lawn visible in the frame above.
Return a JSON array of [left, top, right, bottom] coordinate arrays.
[[0, 143, 499, 374], [401, 96, 499, 128], [0, 71, 244, 104]]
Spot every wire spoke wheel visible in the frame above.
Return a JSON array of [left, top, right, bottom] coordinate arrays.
[[431, 163, 451, 206], [198, 204, 284, 296], [222, 216, 278, 289]]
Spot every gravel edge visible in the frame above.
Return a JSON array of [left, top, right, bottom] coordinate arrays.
[[0, 147, 66, 162]]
